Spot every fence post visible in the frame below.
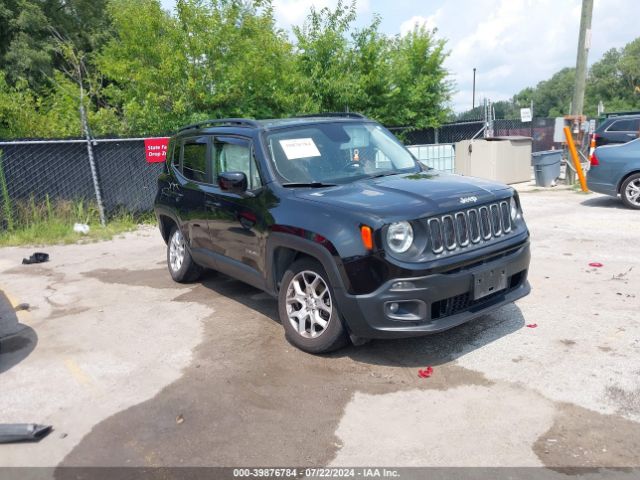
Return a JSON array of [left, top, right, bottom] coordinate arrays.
[[80, 102, 106, 226], [0, 149, 14, 231], [434, 127, 439, 144]]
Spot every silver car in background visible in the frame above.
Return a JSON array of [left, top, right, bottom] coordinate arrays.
[[587, 138, 640, 209]]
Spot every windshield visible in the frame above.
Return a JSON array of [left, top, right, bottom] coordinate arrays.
[[264, 122, 419, 185]]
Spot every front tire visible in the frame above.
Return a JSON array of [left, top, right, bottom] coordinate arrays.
[[620, 174, 640, 210], [278, 258, 349, 354], [167, 226, 202, 283]]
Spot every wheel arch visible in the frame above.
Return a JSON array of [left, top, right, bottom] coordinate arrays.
[[617, 170, 640, 193], [266, 232, 347, 295], [158, 213, 178, 244]]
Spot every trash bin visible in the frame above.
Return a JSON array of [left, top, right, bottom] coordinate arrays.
[[531, 150, 562, 187]]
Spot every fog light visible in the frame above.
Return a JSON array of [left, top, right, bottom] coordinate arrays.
[[391, 281, 415, 291], [389, 302, 399, 313]]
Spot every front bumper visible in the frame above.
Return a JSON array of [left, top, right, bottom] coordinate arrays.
[[335, 241, 531, 339]]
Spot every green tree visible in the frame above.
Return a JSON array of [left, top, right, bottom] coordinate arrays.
[[293, 3, 451, 127], [383, 25, 451, 127], [293, 0, 359, 112], [1, 0, 454, 138], [0, 71, 83, 138], [98, 0, 298, 135], [586, 39, 640, 115], [348, 15, 393, 120], [0, 0, 111, 89], [1, 0, 54, 87], [512, 67, 575, 118]]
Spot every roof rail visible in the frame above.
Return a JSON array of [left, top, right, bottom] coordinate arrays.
[[294, 112, 367, 119], [178, 118, 260, 132]]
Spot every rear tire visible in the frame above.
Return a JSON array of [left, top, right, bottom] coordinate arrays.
[[278, 258, 349, 354], [167, 226, 202, 283], [620, 173, 640, 210]]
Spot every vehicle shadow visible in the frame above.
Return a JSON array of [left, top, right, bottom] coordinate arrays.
[[0, 290, 38, 374], [581, 195, 626, 209], [197, 270, 526, 369], [0, 327, 38, 375], [198, 270, 279, 319], [334, 302, 525, 368]]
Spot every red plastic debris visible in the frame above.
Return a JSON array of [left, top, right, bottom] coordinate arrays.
[[589, 262, 603, 268], [418, 367, 433, 378], [526, 323, 538, 328]]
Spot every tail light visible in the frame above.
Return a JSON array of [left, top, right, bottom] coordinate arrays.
[[590, 151, 600, 166]]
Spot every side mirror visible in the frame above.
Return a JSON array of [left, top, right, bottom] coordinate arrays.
[[219, 171, 248, 193]]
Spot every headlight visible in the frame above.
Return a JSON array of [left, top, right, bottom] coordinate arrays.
[[510, 196, 518, 220], [386, 221, 414, 253]]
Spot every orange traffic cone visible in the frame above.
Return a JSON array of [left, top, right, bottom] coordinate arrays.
[[589, 133, 596, 157]]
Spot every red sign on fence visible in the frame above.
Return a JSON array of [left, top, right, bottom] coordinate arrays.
[[144, 137, 170, 163]]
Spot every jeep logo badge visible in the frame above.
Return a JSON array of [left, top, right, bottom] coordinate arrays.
[[459, 196, 478, 204]]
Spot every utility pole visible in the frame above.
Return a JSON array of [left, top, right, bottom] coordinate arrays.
[[472, 68, 477, 110], [571, 0, 594, 116]]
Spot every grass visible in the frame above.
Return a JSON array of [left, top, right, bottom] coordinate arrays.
[[0, 197, 155, 247], [570, 182, 592, 194]]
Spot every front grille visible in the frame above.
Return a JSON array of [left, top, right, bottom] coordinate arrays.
[[424, 200, 512, 255], [432, 292, 473, 319], [430, 269, 526, 320]]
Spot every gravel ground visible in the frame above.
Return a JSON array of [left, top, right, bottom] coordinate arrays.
[[0, 188, 639, 472]]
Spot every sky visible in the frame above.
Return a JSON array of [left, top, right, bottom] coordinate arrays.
[[160, 0, 640, 113]]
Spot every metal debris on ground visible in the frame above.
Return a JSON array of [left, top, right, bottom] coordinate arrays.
[[0, 424, 52, 443], [22, 252, 49, 265], [175, 414, 184, 425], [612, 267, 633, 281]]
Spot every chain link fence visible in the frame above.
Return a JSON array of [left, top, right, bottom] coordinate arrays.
[[392, 118, 558, 153], [390, 121, 486, 145], [0, 138, 163, 230]]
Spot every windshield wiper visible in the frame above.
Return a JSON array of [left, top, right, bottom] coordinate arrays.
[[281, 182, 338, 188]]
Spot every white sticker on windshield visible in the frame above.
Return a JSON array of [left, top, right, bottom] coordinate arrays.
[[279, 138, 321, 160]]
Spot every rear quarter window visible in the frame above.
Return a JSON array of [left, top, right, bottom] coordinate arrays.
[[169, 139, 179, 170], [182, 140, 208, 183]]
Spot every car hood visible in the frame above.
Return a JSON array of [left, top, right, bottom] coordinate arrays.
[[294, 171, 512, 221]]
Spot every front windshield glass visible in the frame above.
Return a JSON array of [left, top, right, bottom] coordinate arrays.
[[264, 122, 419, 185]]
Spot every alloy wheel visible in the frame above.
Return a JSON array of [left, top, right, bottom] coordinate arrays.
[[169, 230, 186, 273], [285, 270, 332, 338], [624, 179, 640, 206]]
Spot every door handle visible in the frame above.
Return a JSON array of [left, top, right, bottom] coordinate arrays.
[[626, 133, 637, 137]]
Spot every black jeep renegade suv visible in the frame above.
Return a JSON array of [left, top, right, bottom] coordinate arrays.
[[154, 113, 531, 353]]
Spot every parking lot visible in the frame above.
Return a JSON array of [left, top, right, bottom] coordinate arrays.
[[1, 188, 639, 469]]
